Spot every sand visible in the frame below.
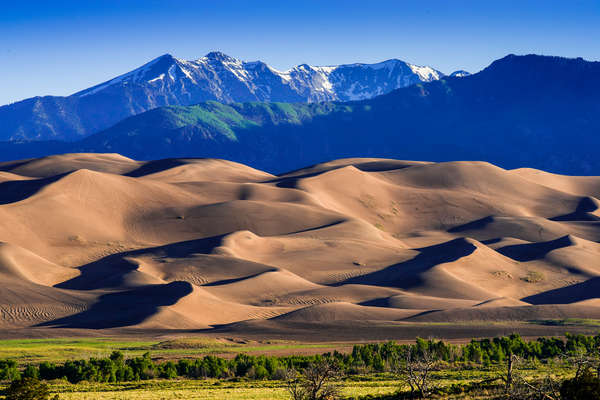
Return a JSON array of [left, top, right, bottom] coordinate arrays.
[[0, 154, 599, 339]]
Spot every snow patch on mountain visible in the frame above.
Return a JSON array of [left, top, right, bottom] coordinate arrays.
[[450, 70, 471, 77], [407, 64, 443, 81], [148, 74, 165, 83]]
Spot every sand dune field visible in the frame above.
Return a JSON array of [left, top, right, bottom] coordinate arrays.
[[0, 154, 599, 339]]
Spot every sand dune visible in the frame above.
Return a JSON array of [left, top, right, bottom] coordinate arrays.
[[204, 268, 323, 304], [0, 153, 140, 178], [0, 153, 598, 336], [136, 158, 274, 183], [512, 168, 600, 198], [405, 304, 600, 323], [0, 242, 79, 286], [272, 302, 421, 322]]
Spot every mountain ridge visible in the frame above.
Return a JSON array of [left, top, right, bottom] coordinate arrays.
[[0, 52, 449, 141]]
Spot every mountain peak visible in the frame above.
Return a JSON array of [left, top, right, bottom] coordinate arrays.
[[156, 53, 176, 61], [204, 51, 236, 62], [450, 70, 470, 77]]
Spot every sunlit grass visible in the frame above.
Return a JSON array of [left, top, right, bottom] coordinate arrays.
[[46, 379, 399, 400], [529, 318, 600, 327], [37, 364, 572, 400], [0, 338, 341, 364]]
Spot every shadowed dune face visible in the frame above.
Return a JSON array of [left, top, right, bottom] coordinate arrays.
[[38, 281, 195, 329], [0, 154, 599, 336]]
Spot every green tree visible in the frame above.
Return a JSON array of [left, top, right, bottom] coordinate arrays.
[[0, 359, 21, 381], [158, 361, 178, 379], [22, 366, 39, 380]]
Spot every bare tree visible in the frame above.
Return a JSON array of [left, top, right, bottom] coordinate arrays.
[[500, 354, 559, 400], [303, 359, 341, 400], [393, 346, 437, 399], [284, 359, 341, 400], [504, 353, 518, 393], [284, 368, 308, 400]]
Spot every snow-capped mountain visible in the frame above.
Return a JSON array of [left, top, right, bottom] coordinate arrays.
[[0, 52, 452, 141], [76, 51, 445, 102]]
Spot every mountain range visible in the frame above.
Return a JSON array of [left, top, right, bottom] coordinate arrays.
[[1, 54, 599, 175], [0, 52, 454, 141], [4, 54, 597, 175]]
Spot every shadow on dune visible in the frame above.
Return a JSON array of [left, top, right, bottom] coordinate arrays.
[[522, 277, 600, 304], [339, 238, 476, 288], [0, 159, 35, 173], [271, 161, 415, 187], [271, 175, 314, 189], [448, 216, 495, 233], [0, 174, 65, 204], [124, 158, 190, 177], [285, 220, 347, 235], [481, 238, 503, 245], [496, 235, 575, 262], [38, 281, 193, 329], [358, 297, 391, 307], [56, 235, 227, 290], [350, 161, 419, 172], [551, 197, 600, 221], [202, 270, 277, 287]]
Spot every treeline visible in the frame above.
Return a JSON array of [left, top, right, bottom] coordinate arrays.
[[11, 352, 328, 384], [348, 333, 600, 371], [0, 333, 598, 384]]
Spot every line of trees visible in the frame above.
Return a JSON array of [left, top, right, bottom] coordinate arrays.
[[0, 333, 598, 385]]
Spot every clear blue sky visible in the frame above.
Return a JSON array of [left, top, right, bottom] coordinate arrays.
[[1, 0, 599, 105]]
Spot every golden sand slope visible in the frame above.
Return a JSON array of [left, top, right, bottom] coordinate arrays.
[[0, 154, 599, 332]]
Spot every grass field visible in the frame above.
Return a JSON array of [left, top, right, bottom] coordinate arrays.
[[36, 364, 570, 400], [0, 338, 345, 364], [46, 379, 400, 400], [530, 318, 600, 327]]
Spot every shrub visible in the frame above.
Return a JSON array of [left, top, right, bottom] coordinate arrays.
[[521, 271, 544, 283], [0, 359, 21, 381], [560, 369, 600, 400], [4, 377, 58, 400]]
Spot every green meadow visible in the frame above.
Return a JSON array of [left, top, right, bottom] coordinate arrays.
[[0, 338, 340, 364]]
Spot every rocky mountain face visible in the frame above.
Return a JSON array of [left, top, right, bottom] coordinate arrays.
[[0, 52, 446, 141]]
